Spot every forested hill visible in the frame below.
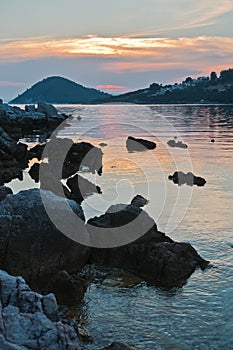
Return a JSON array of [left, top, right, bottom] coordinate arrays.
[[10, 76, 111, 104], [97, 68, 233, 104]]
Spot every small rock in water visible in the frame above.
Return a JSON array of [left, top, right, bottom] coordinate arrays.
[[211, 138, 215, 143], [168, 171, 206, 187], [126, 136, 156, 152], [167, 139, 188, 149], [131, 194, 149, 207], [99, 142, 108, 147]]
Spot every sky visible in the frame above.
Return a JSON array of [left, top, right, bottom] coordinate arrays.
[[0, 0, 233, 101]]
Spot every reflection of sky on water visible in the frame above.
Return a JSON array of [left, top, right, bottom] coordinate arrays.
[[6, 104, 233, 349]]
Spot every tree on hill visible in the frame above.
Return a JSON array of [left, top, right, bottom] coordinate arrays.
[[210, 71, 217, 81], [220, 68, 233, 83]]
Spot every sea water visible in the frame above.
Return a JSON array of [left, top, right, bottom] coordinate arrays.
[[9, 104, 233, 349]]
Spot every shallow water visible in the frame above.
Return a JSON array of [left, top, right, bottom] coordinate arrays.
[[9, 104, 233, 349]]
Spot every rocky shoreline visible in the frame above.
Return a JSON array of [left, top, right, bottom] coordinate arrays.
[[0, 102, 209, 349]]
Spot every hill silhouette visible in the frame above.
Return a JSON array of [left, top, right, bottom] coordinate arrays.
[[10, 76, 111, 104]]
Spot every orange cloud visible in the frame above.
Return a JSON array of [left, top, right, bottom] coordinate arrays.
[[97, 85, 126, 89], [0, 35, 232, 62], [0, 81, 26, 87], [0, 35, 232, 82]]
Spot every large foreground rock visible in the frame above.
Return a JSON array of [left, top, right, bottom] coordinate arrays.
[[87, 203, 208, 289], [0, 269, 82, 350], [0, 189, 90, 304]]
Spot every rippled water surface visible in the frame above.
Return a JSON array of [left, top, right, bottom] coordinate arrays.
[[11, 104, 233, 349]]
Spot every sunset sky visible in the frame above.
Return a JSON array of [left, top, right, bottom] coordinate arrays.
[[0, 0, 233, 100]]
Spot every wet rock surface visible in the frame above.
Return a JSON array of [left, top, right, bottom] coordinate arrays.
[[0, 269, 82, 350], [126, 136, 156, 152]]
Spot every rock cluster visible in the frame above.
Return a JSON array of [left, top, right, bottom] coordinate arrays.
[[0, 101, 66, 132], [0, 269, 82, 350]]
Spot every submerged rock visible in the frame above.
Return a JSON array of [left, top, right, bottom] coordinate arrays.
[[168, 171, 206, 187], [126, 136, 156, 152], [0, 269, 82, 350]]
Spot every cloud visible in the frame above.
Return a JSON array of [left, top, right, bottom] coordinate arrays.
[[0, 35, 233, 62], [0, 81, 26, 87], [96, 84, 130, 94]]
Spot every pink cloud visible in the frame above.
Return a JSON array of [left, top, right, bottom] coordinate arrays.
[[0, 81, 26, 87]]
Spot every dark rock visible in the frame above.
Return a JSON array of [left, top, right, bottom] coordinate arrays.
[[0, 186, 13, 201], [0, 189, 90, 304], [48, 270, 88, 306], [67, 174, 102, 203], [167, 139, 188, 148], [130, 194, 148, 208], [0, 126, 21, 159], [0, 269, 83, 349], [25, 104, 36, 113], [0, 167, 23, 186], [168, 171, 206, 187], [102, 342, 137, 349], [29, 138, 103, 177], [66, 141, 103, 175], [28, 143, 46, 160], [87, 203, 208, 289], [126, 136, 156, 152], [0, 102, 66, 130], [0, 127, 28, 164], [99, 142, 107, 147], [37, 101, 58, 117], [28, 162, 40, 182], [0, 150, 18, 169], [211, 138, 215, 143], [0, 98, 3, 104]]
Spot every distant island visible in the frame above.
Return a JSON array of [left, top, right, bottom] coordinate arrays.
[[10, 76, 111, 104], [9, 68, 233, 105], [99, 68, 233, 104]]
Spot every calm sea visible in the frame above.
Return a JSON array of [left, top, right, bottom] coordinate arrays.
[[9, 104, 233, 349]]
